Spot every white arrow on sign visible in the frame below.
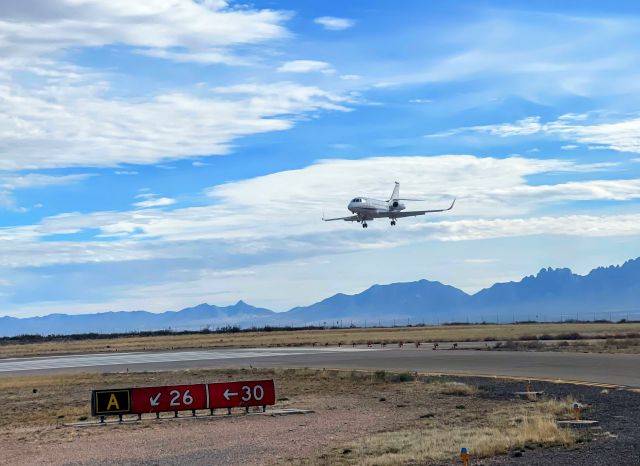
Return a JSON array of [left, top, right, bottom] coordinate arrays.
[[150, 393, 161, 406], [223, 388, 238, 401]]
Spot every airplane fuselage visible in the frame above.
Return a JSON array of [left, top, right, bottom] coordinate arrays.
[[348, 197, 406, 220]]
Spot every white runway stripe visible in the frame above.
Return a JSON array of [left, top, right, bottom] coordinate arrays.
[[0, 347, 371, 373]]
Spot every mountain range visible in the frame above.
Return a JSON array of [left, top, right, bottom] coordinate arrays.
[[1, 257, 639, 337]]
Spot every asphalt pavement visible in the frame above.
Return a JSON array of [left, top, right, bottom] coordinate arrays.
[[1, 346, 639, 388]]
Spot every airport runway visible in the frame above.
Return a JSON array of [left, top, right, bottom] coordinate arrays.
[[0, 348, 364, 374], [1, 347, 639, 388]]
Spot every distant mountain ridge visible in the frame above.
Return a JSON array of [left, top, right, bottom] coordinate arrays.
[[0, 301, 274, 337], [474, 259, 640, 314], [1, 258, 639, 336], [285, 279, 469, 324]]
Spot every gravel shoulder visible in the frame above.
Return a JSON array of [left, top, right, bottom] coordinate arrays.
[[0, 369, 637, 465]]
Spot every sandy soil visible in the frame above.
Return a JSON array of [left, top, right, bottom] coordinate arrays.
[[2, 398, 402, 466]]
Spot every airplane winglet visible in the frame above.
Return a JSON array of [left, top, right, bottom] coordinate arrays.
[[448, 198, 456, 210]]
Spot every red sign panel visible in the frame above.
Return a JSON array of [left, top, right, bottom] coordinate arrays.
[[208, 379, 275, 409], [93, 379, 276, 416], [131, 383, 208, 413]]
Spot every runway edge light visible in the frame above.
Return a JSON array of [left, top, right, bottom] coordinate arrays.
[[460, 447, 469, 465]]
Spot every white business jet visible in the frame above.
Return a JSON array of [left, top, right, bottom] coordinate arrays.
[[323, 182, 455, 228]]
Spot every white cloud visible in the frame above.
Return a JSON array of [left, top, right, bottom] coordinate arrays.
[[0, 1, 360, 172], [0, 191, 23, 212], [429, 116, 543, 138], [547, 117, 640, 154], [0, 0, 289, 62], [0, 80, 351, 170], [210, 82, 353, 111], [314, 16, 355, 31], [340, 74, 361, 81], [134, 197, 177, 208], [277, 60, 335, 74], [0, 173, 93, 190], [463, 258, 497, 264], [432, 114, 640, 154], [558, 113, 589, 121], [1, 154, 639, 315], [409, 99, 432, 103], [0, 154, 637, 269], [561, 145, 578, 150], [486, 116, 544, 136], [420, 214, 640, 241], [133, 48, 246, 66], [482, 179, 640, 203], [364, 12, 640, 103]]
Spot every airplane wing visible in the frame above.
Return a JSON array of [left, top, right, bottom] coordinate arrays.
[[322, 214, 359, 222], [391, 199, 456, 218]]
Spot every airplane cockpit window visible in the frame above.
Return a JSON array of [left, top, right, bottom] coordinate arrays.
[[352, 198, 362, 203]]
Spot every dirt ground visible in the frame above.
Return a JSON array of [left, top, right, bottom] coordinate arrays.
[[491, 338, 640, 354], [0, 369, 635, 465]]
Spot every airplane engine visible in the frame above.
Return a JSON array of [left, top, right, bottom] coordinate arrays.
[[391, 201, 405, 210]]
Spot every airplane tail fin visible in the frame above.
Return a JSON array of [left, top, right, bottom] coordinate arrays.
[[388, 181, 400, 202]]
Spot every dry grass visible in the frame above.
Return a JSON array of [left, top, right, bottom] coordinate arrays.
[[0, 368, 418, 428], [433, 381, 478, 396], [3, 322, 640, 358], [558, 338, 640, 354], [317, 399, 576, 465], [0, 369, 581, 465], [495, 337, 640, 354]]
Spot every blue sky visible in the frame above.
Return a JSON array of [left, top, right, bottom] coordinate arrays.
[[2, 0, 640, 317]]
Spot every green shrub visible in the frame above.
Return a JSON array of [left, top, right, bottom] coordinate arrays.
[[390, 372, 415, 383]]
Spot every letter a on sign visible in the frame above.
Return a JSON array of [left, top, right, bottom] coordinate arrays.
[[107, 393, 120, 411], [92, 389, 131, 416]]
